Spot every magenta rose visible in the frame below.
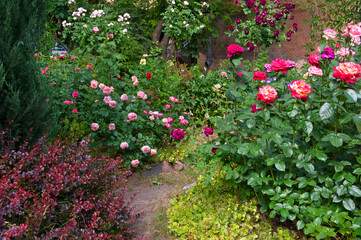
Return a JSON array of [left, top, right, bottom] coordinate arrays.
[[270, 58, 290, 74], [308, 55, 321, 67], [253, 71, 267, 81], [172, 129, 186, 140], [204, 127, 214, 136], [226, 44, 244, 58]]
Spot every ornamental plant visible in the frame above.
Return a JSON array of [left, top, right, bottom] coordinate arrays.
[[61, 1, 143, 76], [38, 50, 192, 167], [189, 34, 361, 238], [0, 129, 135, 239], [227, 0, 298, 49], [162, 0, 209, 49]]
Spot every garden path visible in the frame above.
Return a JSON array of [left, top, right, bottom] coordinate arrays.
[[125, 161, 197, 239]]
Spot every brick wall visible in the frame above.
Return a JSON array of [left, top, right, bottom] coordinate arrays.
[[198, 0, 312, 70]]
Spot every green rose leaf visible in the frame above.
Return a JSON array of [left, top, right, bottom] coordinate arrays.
[[232, 58, 241, 66], [230, 90, 242, 98], [330, 135, 343, 148], [320, 102, 334, 120], [348, 185, 361, 197], [353, 168, 361, 175], [271, 133, 283, 145], [316, 151, 328, 161], [297, 220, 305, 230], [275, 161, 286, 171], [345, 89, 357, 102], [343, 198, 355, 211], [304, 121, 313, 136]]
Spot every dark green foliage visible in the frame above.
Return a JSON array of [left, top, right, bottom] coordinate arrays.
[[0, 0, 49, 142]]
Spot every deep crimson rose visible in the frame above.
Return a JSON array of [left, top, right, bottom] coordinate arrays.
[[253, 71, 267, 80], [332, 62, 361, 83], [257, 85, 278, 104], [226, 44, 244, 58], [146, 72, 152, 80], [270, 58, 290, 74], [288, 79, 312, 101], [172, 129, 186, 140], [211, 147, 219, 154], [308, 55, 321, 67]]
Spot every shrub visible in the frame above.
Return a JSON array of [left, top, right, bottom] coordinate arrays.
[[38, 51, 193, 166], [167, 171, 302, 239], [0, 129, 135, 239], [189, 23, 361, 239]]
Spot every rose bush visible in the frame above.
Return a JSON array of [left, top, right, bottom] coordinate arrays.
[[188, 28, 361, 238]]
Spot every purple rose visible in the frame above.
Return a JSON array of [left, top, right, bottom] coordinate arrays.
[[211, 147, 219, 154], [321, 47, 335, 61]]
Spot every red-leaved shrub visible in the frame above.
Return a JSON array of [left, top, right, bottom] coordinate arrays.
[[0, 129, 136, 239]]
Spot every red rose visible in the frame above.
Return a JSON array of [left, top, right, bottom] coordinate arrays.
[[257, 85, 278, 104], [253, 71, 267, 80], [308, 55, 321, 67], [288, 80, 312, 101], [146, 72, 152, 80], [226, 44, 244, 58], [270, 58, 290, 74], [332, 62, 361, 83]]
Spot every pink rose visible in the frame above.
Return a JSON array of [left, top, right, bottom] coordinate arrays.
[[103, 96, 111, 103], [149, 115, 155, 121], [109, 33, 114, 38], [109, 100, 117, 108], [91, 123, 99, 131], [87, 65, 92, 69], [34, 53, 38, 57], [220, 71, 228, 78], [165, 104, 171, 109], [99, 84, 106, 90], [169, 96, 175, 102], [264, 64, 272, 73], [72, 109, 78, 113], [141, 146, 151, 154], [121, 94, 128, 101], [133, 80, 139, 86], [103, 86, 112, 95], [90, 80, 98, 88], [158, 113, 163, 117], [109, 123, 115, 131], [120, 142, 129, 149], [180, 119, 189, 124], [51, 83, 56, 85], [137, 91, 146, 99], [143, 110, 147, 114], [336, 47, 356, 57], [72, 91, 79, 98], [131, 160, 139, 167], [54, 57, 57, 60], [165, 123, 171, 129], [148, 110, 154, 115], [128, 112, 137, 121], [45, 67, 50, 71], [132, 76, 138, 82], [323, 28, 337, 40], [179, 116, 185, 120], [162, 118, 168, 123], [150, 149, 157, 156], [308, 55, 321, 67], [41, 70, 46, 75], [92, 27, 99, 33], [167, 117, 173, 123], [71, 56, 75, 60], [174, 98, 179, 103], [226, 44, 244, 58], [308, 66, 323, 76]]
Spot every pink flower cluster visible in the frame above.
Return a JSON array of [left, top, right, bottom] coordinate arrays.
[[64, 100, 75, 104], [137, 91, 148, 100], [140, 146, 157, 156]]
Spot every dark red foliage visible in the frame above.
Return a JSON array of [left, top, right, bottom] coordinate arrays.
[[0, 129, 136, 239]]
